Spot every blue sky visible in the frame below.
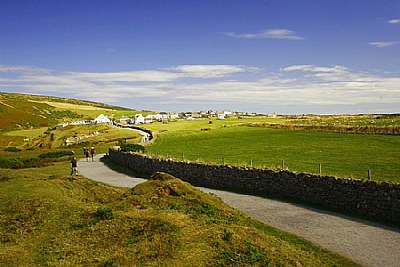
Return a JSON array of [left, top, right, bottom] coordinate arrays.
[[1, 0, 399, 114]]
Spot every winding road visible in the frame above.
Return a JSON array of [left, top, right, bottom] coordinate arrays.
[[78, 154, 400, 267]]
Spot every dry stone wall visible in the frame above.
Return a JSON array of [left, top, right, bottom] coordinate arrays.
[[108, 148, 400, 222]]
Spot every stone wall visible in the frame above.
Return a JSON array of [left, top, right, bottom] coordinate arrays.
[[108, 148, 400, 222]]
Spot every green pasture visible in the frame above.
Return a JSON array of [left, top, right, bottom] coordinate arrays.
[[3, 127, 49, 139], [145, 124, 400, 183], [144, 116, 285, 132]]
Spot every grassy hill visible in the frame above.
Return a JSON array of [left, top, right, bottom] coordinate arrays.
[[0, 92, 149, 153], [0, 92, 140, 132], [0, 165, 358, 266]]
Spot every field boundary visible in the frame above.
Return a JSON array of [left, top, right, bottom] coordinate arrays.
[[108, 148, 400, 223], [244, 122, 400, 135]]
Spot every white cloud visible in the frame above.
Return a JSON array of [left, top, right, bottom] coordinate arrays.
[[282, 65, 348, 73], [223, 28, 304, 40], [369, 41, 400, 48], [166, 65, 261, 78], [388, 19, 400, 24], [2, 64, 399, 114], [0, 64, 51, 74], [66, 70, 182, 82]]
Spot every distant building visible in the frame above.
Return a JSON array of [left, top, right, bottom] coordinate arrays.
[[134, 114, 145, 124], [94, 114, 111, 124], [160, 112, 169, 120], [70, 120, 91, 125], [223, 110, 233, 117], [169, 112, 179, 119], [56, 123, 68, 129], [144, 114, 162, 123], [192, 112, 201, 118], [200, 111, 208, 117]]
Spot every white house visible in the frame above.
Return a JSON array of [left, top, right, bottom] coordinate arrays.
[[94, 114, 111, 124], [134, 114, 145, 124], [160, 112, 169, 120], [217, 113, 225, 120], [144, 114, 162, 122], [223, 110, 233, 117], [169, 112, 179, 119], [56, 123, 69, 129], [192, 112, 201, 118], [70, 120, 89, 125]]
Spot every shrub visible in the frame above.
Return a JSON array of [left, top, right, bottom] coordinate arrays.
[[0, 150, 74, 169], [118, 141, 145, 153], [0, 157, 24, 168], [222, 229, 233, 242], [95, 207, 114, 220], [4, 147, 21, 152], [38, 150, 74, 159]]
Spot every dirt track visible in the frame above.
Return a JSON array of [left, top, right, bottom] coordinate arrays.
[[79, 155, 400, 267]]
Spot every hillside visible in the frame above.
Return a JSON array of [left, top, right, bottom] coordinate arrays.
[[0, 166, 358, 266], [0, 92, 147, 152], [0, 92, 136, 131]]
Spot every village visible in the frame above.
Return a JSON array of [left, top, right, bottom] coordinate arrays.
[[56, 110, 273, 129]]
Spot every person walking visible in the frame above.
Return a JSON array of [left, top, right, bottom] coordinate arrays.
[[70, 156, 78, 176], [90, 147, 96, 161], [83, 147, 89, 161]]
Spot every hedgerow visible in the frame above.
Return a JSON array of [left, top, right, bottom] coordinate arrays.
[[0, 150, 74, 169]]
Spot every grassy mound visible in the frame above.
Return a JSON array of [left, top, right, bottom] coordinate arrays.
[[0, 166, 359, 266]]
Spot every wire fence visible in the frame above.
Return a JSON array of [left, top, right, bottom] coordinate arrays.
[[141, 149, 398, 182]]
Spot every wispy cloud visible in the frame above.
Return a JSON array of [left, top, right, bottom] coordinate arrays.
[[166, 65, 261, 78], [0, 64, 51, 74], [368, 41, 400, 48], [388, 19, 400, 24], [1, 64, 399, 114], [282, 65, 348, 73], [368, 19, 400, 48], [66, 70, 182, 83], [223, 28, 304, 40]]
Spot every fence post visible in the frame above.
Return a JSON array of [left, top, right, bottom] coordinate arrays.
[[250, 159, 253, 168], [368, 169, 371, 181], [282, 160, 285, 170], [319, 163, 322, 176]]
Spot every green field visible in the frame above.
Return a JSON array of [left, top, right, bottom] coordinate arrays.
[[144, 118, 400, 182]]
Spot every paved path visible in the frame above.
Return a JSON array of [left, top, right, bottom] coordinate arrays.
[[79, 154, 400, 267], [112, 124, 151, 144], [78, 154, 147, 187]]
